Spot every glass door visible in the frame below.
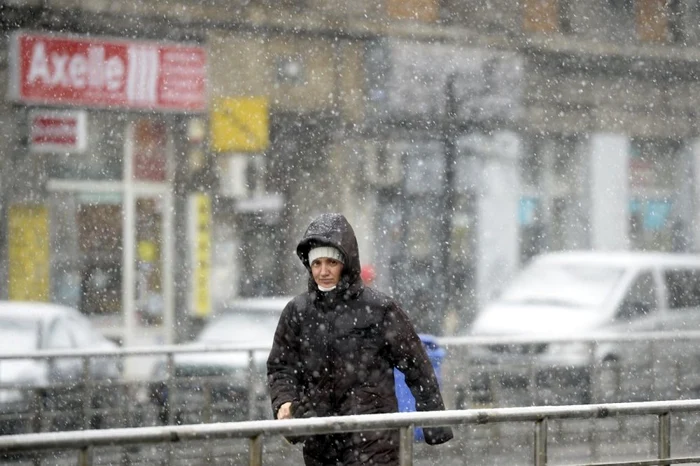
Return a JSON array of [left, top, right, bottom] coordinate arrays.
[[48, 186, 173, 348], [45, 114, 175, 360], [49, 189, 124, 340]]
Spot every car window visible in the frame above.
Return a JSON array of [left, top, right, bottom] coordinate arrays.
[[46, 318, 75, 350], [616, 272, 657, 320], [665, 269, 700, 310], [499, 261, 625, 309], [197, 311, 280, 344], [0, 318, 39, 353]]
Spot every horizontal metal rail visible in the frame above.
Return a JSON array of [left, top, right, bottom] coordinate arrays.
[[3, 329, 700, 361], [438, 329, 700, 346], [1, 400, 700, 466], [0, 342, 271, 361]]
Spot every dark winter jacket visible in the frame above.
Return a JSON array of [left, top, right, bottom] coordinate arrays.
[[267, 213, 453, 465]]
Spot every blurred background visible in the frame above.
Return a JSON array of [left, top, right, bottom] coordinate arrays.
[[0, 0, 698, 348]]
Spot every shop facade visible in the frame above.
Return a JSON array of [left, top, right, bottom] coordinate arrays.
[[517, 51, 700, 266], [1, 30, 208, 350], [3, 2, 700, 342]]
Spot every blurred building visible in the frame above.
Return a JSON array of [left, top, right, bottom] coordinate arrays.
[[1, 0, 700, 341]]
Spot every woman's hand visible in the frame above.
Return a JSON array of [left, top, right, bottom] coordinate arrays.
[[277, 402, 293, 420]]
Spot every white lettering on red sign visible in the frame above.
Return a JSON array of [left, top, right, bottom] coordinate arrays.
[[29, 110, 87, 153], [27, 42, 126, 91], [10, 32, 206, 112]]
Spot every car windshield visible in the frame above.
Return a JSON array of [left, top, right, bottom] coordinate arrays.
[[499, 261, 626, 309], [196, 311, 280, 345], [0, 318, 39, 354]]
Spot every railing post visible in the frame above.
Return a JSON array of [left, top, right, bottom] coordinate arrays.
[[249, 434, 263, 466], [658, 411, 671, 466], [29, 384, 44, 465], [588, 341, 597, 403], [78, 445, 91, 466], [534, 418, 547, 466], [165, 352, 175, 466], [203, 380, 213, 464], [399, 425, 414, 466], [47, 356, 55, 430], [166, 353, 175, 426], [203, 380, 212, 424], [82, 357, 91, 430], [247, 349, 256, 420], [32, 387, 44, 433], [649, 340, 657, 399], [529, 362, 537, 405], [118, 355, 128, 429], [589, 341, 598, 461]]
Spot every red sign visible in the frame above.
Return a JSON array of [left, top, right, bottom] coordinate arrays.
[[29, 109, 87, 153], [9, 31, 207, 112]]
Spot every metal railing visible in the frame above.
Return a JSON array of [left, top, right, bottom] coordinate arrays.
[[440, 330, 700, 410], [5, 330, 700, 436], [1, 400, 700, 466], [0, 343, 271, 434]]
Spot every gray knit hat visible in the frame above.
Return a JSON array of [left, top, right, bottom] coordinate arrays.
[[307, 246, 345, 264]]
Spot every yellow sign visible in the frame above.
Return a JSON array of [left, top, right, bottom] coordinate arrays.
[[9, 204, 49, 301], [211, 97, 269, 153], [189, 193, 211, 318]]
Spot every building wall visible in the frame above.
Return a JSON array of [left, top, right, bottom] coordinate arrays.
[[209, 33, 338, 112], [3, 0, 700, 333], [442, 0, 522, 34], [567, 0, 637, 43]]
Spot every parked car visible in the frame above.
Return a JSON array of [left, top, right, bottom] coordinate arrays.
[[149, 296, 289, 425], [0, 301, 122, 434], [451, 251, 700, 407]]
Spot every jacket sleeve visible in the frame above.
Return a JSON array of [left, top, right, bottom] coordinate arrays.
[[266, 301, 302, 419], [385, 302, 454, 445]]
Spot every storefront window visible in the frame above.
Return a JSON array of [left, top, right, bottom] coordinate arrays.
[[52, 192, 167, 323], [519, 135, 581, 257], [135, 198, 163, 324], [78, 201, 123, 315], [133, 119, 167, 182], [519, 196, 545, 263], [48, 115, 170, 328], [628, 138, 684, 251], [46, 112, 125, 180], [398, 140, 445, 195]]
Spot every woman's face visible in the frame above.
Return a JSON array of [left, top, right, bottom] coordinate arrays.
[[311, 257, 344, 289]]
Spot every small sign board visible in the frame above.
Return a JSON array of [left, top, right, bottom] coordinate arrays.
[[8, 204, 49, 301], [211, 97, 269, 153], [188, 193, 212, 318], [29, 109, 87, 153]]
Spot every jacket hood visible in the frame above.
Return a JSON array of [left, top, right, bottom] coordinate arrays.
[[296, 213, 363, 294]]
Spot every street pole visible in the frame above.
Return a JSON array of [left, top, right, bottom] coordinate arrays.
[[438, 74, 458, 335], [122, 122, 136, 349]]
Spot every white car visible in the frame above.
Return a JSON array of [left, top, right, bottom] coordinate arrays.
[[459, 251, 700, 406], [0, 301, 121, 434], [149, 296, 290, 425]]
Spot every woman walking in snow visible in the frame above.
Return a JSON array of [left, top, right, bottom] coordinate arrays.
[[267, 212, 453, 466]]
